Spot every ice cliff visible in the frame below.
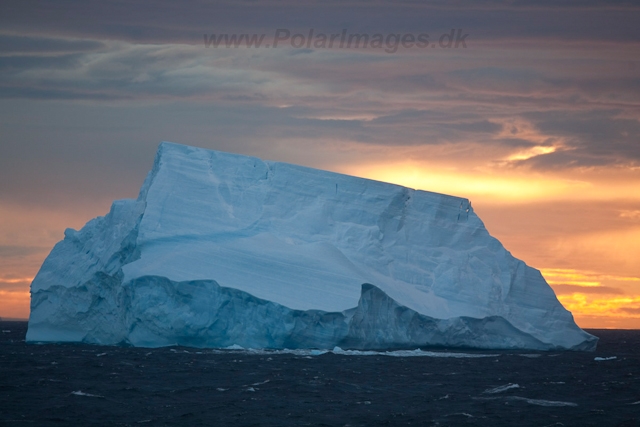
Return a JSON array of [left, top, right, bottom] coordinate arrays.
[[26, 142, 597, 350]]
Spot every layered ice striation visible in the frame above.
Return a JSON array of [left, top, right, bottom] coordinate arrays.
[[27, 142, 597, 350]]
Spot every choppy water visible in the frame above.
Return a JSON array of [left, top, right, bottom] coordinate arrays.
[[1, 322, 639, 426]]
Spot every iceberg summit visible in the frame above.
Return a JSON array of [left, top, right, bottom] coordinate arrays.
[[27, 142, 597, 351]]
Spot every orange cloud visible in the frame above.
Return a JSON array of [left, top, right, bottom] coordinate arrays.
[[558, 294, 640, 317], [543, 268, 640, 328], [0, 277, 35, 284]]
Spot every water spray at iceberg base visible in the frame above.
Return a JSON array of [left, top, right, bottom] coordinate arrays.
[[27, 142, 597, 351]]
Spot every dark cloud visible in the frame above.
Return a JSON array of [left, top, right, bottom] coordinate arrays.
[[495, 138, 542, 148], [371, 110, 495, 126], [0, 34, 105, 54], [0, 86, 123, 100], [514, 150, 616, 169], [0, 0, 639, 45], [0, 53, 83, 71], [439, 120, 502, 133], [450, 67, 541, 88], [551, 284, 624, 295], [515, 110, 640, 168]]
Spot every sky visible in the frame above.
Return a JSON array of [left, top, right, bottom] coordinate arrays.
[[0, 0, 639, 328]]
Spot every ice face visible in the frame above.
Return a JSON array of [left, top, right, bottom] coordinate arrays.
[[26, 141, 597, 351]]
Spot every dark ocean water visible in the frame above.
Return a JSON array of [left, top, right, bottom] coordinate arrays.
[[1, 322, 639, 426]]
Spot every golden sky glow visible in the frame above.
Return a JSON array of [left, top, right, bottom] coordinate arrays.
[[344, 163, 590, 203], [542, 269, 640, 328]]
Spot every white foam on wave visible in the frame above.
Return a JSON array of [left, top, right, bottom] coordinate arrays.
[[483, 383, 520, 394], [71, 390, 104, 398], [476, 396, 577, 407], [509, 396, 577, 407]]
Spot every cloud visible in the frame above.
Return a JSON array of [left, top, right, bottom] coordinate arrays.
[[518, 110, 640, 166], [620, 210, 640, 220], [1, 0, 639, 45], [618, 307, 640, 315], [0, 86, 123, 100], [0, 34, 105, 54], [2, 31, 635, 170], [551, 284, 624, 295], [0, 53, 84, 71]]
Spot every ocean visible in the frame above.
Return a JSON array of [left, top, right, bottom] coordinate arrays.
[[1, 321, 639, 426]]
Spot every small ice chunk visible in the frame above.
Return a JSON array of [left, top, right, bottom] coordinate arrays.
[[226, 344, 245, 350], [594, 356, 617, 361]]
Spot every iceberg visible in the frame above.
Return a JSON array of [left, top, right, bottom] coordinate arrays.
[[26, 141, 597, 350]]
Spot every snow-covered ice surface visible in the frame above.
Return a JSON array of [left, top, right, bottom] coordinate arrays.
[[27, 141, 597, 350]]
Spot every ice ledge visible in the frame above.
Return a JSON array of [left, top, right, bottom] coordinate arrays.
[[27, 277, 597, 351]]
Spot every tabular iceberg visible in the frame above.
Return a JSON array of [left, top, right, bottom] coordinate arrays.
[[27, 142, 597, 351]]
